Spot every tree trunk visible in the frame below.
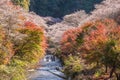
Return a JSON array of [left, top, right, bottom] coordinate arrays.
[[96, 61, 99, 67], [105, 65, 108, 73], [115, 73, 120, 80], [109, 66, 116, 78]]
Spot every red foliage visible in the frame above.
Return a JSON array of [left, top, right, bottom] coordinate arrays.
[[24, 21, 47, 51], [60, 28, 82, 55], [60, 19, 118, 56], [84, 24, 108, 51], [24, 21, 42, 30]]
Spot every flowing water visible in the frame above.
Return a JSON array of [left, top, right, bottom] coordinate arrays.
[[29, 55, 66, 80]]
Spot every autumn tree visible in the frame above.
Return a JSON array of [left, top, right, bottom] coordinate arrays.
[[103, 27, 120, 79], [61, 19, 120, 79], [0, 1, 47, 80], [0, 27, 14, 65], [15, 21, 47, 63], [60, 28, 82, 56]]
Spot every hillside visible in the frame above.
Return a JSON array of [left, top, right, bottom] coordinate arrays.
[[0, 0, 120, 80], [30, 0, 103, 18], [45, 0, 120, 43], [0, 0, 47, 80]]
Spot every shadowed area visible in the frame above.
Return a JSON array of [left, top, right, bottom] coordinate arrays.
[[30, 0, 103, 18]]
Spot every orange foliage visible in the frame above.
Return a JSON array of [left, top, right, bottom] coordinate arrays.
[[60, 19, 118, 56], [14, 21, 47, 62], [24, 21, 47, 52], [60, 28, 82, 55], [0, 28, 14, 65]]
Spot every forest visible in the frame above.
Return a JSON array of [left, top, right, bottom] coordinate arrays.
[[0, 0, 120, 80]]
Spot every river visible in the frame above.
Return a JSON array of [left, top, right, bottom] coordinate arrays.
[[28, 55, 66, 80]]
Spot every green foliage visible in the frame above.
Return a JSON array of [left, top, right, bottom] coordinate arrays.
[[0, 27, 14, 65], [12, 0, 30, 10], [10, 58, 29, 67], [0, 65, 26, 80], [103, 39, 120, 68], [15, 22, 45, 63], [60, 19, 120, 79], [76, 33, 84, 46], [64, 55, 83, 78], [0, 1, 47, 79], [10, 66, 26, 80], [82, 20, 120, 79], [94, 70, 103, 78], [0, 24, 45, 79]]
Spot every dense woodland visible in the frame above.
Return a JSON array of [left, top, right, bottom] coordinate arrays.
[[0, 0, 120, 80], [29, 0, 103, 18], [60, 19, 120, 80], [0, 0, 47, 80]]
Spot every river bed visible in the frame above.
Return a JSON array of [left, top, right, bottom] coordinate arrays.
[[28, 55, 65, 80]]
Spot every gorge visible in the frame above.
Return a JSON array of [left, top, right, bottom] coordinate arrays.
[[0, 0, 120, 80]]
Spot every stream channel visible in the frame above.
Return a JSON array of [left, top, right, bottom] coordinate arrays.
[[29, 54, 66, 80]]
